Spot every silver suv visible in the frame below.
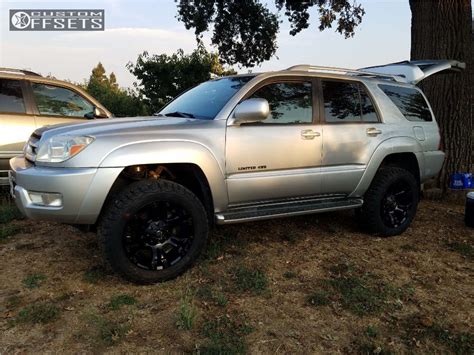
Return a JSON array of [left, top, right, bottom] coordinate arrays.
[[9, 60, 462, 283], [0, 68, 111, 185]]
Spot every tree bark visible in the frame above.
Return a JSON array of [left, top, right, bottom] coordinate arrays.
[[409, 0, 473, 191]]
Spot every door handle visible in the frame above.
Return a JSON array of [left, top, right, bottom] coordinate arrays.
[[301, 129, 320, 139], [366, 127, 382, 137]]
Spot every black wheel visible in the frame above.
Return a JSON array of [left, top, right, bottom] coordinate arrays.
[[98, 179, 208, 284], [359, 167, 419, 237]]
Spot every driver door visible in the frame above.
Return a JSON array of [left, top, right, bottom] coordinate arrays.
[[225, 78, 323, 205]]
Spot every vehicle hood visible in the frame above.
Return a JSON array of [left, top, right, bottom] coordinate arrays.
[[36, 116, 202, 139]]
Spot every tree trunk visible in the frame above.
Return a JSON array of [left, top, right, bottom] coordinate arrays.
[[409, 0, 473, 191]]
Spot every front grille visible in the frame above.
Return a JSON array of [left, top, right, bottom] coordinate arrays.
[[25, 132, 41, 163]]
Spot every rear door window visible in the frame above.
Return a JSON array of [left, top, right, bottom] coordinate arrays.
[[31, 83, 94, 118], [0, 79, 26, 114], [322, 80, 378, 123], [379, 84, 433, 122]]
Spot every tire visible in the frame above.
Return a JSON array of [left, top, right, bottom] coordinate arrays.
[[359, 167, 419, 237], [98, 179, 208, 284]]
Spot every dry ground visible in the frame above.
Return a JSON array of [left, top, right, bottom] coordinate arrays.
[[0, 194, 473, 354]]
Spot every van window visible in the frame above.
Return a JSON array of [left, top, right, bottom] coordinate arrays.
[[0, 79, 25, 114], [379, 84, 433, 122], [322, 80, 378, 123]]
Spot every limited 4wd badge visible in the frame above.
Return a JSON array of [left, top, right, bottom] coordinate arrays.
[[238, 165, 267, 171]]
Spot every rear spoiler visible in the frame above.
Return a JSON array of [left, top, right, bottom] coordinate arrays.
[[359, 60, 465, 85]]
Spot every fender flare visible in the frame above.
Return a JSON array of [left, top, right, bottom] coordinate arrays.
[[349, 136, 425, 197], [99, 140, 228, 211]]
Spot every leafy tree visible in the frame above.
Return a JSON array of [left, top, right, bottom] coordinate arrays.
[[85, 62, 150, 117], [127, 44, 236, 113], [175, 0, 365, 66]]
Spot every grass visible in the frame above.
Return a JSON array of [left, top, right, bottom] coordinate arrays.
[[365, 325, 379, 338], [200, 316, 254, 354], [80, 312, 130, 346], [0, 224, 21, 241], [233, 266, 268, 295], [404, 316, 474, 354], [446, 241, 474, 259], [6, 295, 22, 309], [283, 271, 297, 279], [175, 293, 198, 330], [108, 294, 137, 311], [196, 284, 228, 307], [0, 203, 23, 224], [22, 274, 47, 289], [307, 289, 331, 306], [83, 266, 107, 284], [16, 302, 60, 324]]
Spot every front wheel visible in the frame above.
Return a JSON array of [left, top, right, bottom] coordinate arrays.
[[98, 179, 208, 284], [359, 167, 419, 237]]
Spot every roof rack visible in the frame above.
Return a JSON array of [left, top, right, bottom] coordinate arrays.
[[286, 64, 406, 83], [0, 67, 42, 77]]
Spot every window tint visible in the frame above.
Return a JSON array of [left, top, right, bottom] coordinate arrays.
[[160, 76, 254, 120], [250, 82, 312, 124], [0, 79, 25, 114], [322, 80, 378, 123], [379, 85, 432, 122], [31, 83, 94, 117]]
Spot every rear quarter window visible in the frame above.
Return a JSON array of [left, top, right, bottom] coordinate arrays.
[[379, 84, 432, 122]]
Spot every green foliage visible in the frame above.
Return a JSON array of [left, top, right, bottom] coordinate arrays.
[[201, 317, 254, 354], [83, 266, 107, 284], [0, 203, 23, 224], [0, 224, 21, 240], [22, 274, 46, 289], [176, 0, 365, 66], [127, 44, 236, 113], [446, 241, 474, 259], [233, 266, 268, 295], [81, 312, 129, 346], [85, 62, 150, 117], [175, 292, 198, 330], [196, 284, 228, 307], [307, 289, 330, 306], [108, 294, 137, 311], [16, 302, 60, 324]]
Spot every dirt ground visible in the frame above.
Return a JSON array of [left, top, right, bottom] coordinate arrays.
[[0, 197, 473, 354]]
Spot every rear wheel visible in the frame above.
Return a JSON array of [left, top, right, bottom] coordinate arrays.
[[359, 167, 419, 237], [98, 179, 208, 284]]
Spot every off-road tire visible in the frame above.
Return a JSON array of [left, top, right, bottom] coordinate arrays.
[[98, 179, 208, 284], [359, 167, 419, 237]]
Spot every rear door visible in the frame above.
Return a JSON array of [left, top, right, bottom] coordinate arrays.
[[27, 81, 96, 128], [319, 79, 385, 195]]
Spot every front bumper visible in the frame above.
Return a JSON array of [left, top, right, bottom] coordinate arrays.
[[9, 156, 122, 224]]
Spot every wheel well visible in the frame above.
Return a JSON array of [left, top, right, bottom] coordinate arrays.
[[103, 163, 214, 224], [380, 153, 420, 185]]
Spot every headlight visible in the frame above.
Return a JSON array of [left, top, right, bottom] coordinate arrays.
[[36, 136, 94, 163]]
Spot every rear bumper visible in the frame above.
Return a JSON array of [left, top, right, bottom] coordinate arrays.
[[9, 156, 122, 224], [421, 150, 445, 181]]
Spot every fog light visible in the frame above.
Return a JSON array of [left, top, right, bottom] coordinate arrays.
[[28, 191, 63, 207]]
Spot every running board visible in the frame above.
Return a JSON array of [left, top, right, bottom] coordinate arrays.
[[215, 197, 363, 225]]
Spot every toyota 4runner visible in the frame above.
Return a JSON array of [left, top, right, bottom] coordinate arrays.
[[9, 60, 462, 284]]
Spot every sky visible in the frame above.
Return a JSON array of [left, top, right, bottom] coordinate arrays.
[[0, 0, 411, 89]]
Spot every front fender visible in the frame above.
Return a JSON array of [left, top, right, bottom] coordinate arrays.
[[349, 136, 424, 197], [99, 140, 228, 211]]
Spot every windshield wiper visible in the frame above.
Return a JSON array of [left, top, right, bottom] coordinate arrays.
[[163, 111, 195, 118]]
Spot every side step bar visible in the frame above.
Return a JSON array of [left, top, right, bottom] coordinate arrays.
[[215, 197, 363, 225]]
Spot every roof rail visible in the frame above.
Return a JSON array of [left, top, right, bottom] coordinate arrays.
[[0, 67, 42, 77], [286, 64, 406, 83]]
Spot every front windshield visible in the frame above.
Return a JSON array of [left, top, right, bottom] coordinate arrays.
[[159, 76, 254, 120]]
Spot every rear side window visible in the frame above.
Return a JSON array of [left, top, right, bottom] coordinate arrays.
[[322, 80, 378, 123], [0, 79, 26, 114], [379, 84, 432, 122]]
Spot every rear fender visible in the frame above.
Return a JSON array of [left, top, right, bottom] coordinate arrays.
[[349, 137, 424, 197]]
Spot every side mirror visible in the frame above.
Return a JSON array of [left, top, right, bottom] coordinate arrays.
[[85, 106, 108, 119], [233, 98, 269, 125]]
